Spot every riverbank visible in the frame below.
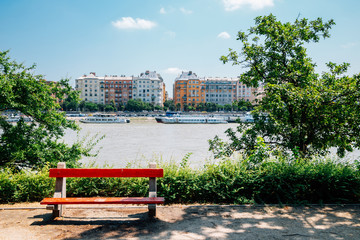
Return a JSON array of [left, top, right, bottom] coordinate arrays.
[[1, 202, 359, 239]]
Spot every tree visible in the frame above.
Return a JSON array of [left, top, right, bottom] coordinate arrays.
[[164, 100, 175, 111], [84, 102, 98, 112], [104, 104, 115, 112], [234, 99, 253, 112], [197, 102, 206, 111], [224, 104, 232, 112], [125, 99, 148, 112], [205, 103, 217, 112], [0, 50, 98, 170], [61, 95, 79, 111], [154, 104, 163, 111], [211, 14, 360, 158]]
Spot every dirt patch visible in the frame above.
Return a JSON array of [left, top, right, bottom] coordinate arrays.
[[1, 203, 360, 239]]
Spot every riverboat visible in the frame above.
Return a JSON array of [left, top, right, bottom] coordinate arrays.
[[5, 115, 33, 122], [157, 115, 228, 124], [220, 113, 254, 123], [66, 113, 87, 118], [80, 114, 130, 124]]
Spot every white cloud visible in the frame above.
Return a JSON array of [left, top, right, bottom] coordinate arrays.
[[218, 32, 231, 39], [222, 0, 274, 11], [180, 7, 193, 14], [112, 17, 157, 30], [341, 42, 358, 49], [164, 67, 187, 74], [160, 7, 166, 14]]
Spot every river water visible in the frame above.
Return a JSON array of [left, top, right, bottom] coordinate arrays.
[[64, 118, 238, 168], [63, 118, 360, 167]]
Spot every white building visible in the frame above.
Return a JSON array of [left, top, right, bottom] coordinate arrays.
[[133, 70, 164, 106], [75, 72, 103, 103]]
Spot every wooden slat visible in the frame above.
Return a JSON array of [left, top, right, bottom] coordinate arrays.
[[49, 168, 164, 178], [40, 197, 165, 205]]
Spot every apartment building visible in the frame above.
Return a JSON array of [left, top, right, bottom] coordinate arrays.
[[133, 70, 164, 106], [101, 75, 133, 107], [174, 73, 263, 109], [204, 77, 237, 105], [173, 71, 206, 110], [235, 81, 261, 102], [75, 72, 103, 103]]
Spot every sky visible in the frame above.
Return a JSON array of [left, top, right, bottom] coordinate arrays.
[[1, 0, 360, 97]]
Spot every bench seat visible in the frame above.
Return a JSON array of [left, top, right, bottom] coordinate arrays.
[[43, 162, 164, 218], [41, 197, 165, 205]]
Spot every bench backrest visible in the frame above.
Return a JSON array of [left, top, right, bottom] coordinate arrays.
[[49, 168, 164, 178]]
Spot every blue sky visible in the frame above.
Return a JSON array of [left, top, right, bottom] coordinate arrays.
[[1, 0, 360, 96]]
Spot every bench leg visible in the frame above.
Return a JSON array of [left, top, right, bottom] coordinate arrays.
[[52, 162, 66, 218], [53, 205, 61, 218], [148, 162, 157, 218], [148, 204, 156, 218]]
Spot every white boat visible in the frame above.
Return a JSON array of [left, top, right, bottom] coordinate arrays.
[[158, 115, 227, 124], [66, 113, 87, 118], [5, 115, 33, 122], [221, 113, 254, 123], [80, 114, 130, 124]]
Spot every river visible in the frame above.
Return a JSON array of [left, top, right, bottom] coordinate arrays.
[[64, 118, 238, 168]]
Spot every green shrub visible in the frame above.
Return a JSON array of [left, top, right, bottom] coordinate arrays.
[[0, 156, 359, 204]]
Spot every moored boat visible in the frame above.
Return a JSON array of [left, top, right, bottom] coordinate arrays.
[[158, 115, 227, 124], [80, 114, 130, 123], [5, 115, 33, 122]]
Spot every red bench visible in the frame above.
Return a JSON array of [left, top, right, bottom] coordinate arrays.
[[40, 162, 164, 218]]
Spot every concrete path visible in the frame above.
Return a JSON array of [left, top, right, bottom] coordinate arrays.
[[0, 203, 359, 239]]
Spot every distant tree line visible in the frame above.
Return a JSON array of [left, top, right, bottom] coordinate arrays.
[[61, 98, 253, 113]]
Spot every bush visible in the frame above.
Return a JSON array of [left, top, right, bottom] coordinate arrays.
[[0, 157, 359, 204]]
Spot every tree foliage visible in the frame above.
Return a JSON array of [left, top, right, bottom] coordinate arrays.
[[163, 100, 175, 111], [0, 50, 97, 170], [124, 99, 155, 112], [211, 14, 360, 158]]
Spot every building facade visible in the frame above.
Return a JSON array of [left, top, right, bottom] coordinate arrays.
[[204, 77, 237, 105], [173, 71, 206, 110], [173, 73, 263, 109], [235, 81, 261, 102], [132, 70, 164, 106], [101, 75, 133, 107], [75, 72, 103, 104]]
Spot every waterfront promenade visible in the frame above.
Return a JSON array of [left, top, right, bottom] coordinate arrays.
[[1, 203, 359, 239]]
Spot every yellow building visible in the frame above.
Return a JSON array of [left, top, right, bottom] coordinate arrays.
[[173, 71, 205, 110]]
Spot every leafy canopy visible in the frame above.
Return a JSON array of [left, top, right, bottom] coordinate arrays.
[[0, 50, 98, 170], [211, 14, 360, 158]]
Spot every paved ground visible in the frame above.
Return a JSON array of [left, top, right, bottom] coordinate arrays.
[[0, 203, 360, 239]]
